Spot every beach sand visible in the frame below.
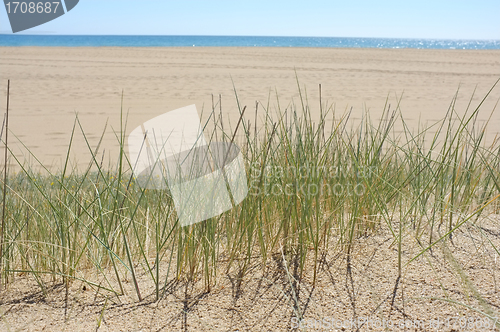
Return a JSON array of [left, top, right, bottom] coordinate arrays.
[[0, 47, 499, 170], [1, 46, 500, 331], [1, 216, 499, 331]]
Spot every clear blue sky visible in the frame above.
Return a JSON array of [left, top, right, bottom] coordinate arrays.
[[1, 0, 499, 39]]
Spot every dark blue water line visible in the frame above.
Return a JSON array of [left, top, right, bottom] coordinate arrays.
[[0, 35, 499, 49]]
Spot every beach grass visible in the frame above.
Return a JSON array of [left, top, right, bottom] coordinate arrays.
[[0, 80, 499, 326]]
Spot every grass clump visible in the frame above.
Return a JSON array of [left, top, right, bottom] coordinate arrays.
[[0, 80, 499, 326]]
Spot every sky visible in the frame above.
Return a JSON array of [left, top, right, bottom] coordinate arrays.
[[1, 0, 499, 39]]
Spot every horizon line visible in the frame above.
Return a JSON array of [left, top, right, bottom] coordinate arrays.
[[1, 34, 499, 42]]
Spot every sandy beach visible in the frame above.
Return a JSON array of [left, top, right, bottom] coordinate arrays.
[[1, 46, 500, 331], [2, 1, 500, 329], [0, 47, 499, 170]]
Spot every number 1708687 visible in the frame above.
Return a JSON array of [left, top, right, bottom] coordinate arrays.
[[5, 2, 61, 14]]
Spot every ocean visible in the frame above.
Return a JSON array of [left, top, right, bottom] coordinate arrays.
[[0, 35, 499, 49]]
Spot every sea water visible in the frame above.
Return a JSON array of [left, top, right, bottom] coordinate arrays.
[[0, 34, 499, 49]]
